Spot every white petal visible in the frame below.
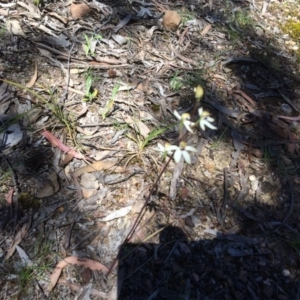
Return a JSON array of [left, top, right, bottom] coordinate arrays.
[[182, 150, 191, 164], [185, 146, 197, 152], [206, 116, 215, 122], [173, 149, 182, 163], [184, 120, 194, 133], [154, 143, 165, 152], [203, 120, 217, 130], [157, 143, 165, 151], [199, 119, 206, 131], [198, 107, 203, 116], [173, 110, 181, 120], [168, 145, 180, 152]]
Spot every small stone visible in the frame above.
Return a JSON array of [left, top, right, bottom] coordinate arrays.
[[281, 156, 292, 166], [282, 269, 290, 277], [185, 216, 195, 227], [81, 187, 95, 199], [249, 175, 256, 181], [107, 69, 117, 78], [250, 148, 263, 158], [162, 11, 181, 31], [281, 103, 292, 115], [251, 179, 259, 191]]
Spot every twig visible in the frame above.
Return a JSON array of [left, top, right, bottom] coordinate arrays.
[[185, 174, 213, 187], [60, 43, 74, 104], [179, 27, 189, 45], [218, 167, 228, 228], [278, 90, 299, 112], [171, 45, 197, 66]]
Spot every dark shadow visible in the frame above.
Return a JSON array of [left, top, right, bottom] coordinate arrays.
[[118, 224, 300, 299]]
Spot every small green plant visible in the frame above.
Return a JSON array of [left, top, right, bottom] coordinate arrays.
[[15, 236, 53, 298], [2, 79, 78, 146], [262, 147, 274, 166], [124, 124, 169, 168], [179, 9, 196, 26], [226, 25, 240, 43], [0, 169, 12, 197], [210, 127, 228, 150], [233, 10, 253, 27], [127, 125, 169, 153], [83, 70, 98, 102], [83, 34, 103, 56], [170, 72, 183, 91], [183, 70, 206, 88], [99, 82, 120, 119], [0, 26, 7, 37], [18, 265, 34, 295]]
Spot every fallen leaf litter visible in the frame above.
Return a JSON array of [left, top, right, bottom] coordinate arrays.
[[0, 1, 300, 299]]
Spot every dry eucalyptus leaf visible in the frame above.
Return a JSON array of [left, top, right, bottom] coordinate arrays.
[[201, 24, 211, 36], [17, 0, 41, 18], [16, 245, 33, 267], [81, 187, 95, 199], [0, 116, 23, 148], [30, 22, 56, 36], [35, 34, 71, 48], [5, 188, 13, 204], [80, 173, 99, 189], [125, 116, 150, 138], [6, 19, 26, 37], [70, 2, 90, 19], [26, 64, 38, 88], [112, 34, 128, 45], [36, 172, 60, 198], [49, 256, 108, 291], [5, 223, 30, 261], [100, 206, 132, 222], [74, 160, 124, 177], [23, 107, 44, 127], [48, 12, 68, 25], [0, 9, 9, 16]]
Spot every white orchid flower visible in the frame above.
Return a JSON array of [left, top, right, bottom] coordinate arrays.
[[155, 141, 197, 164], [154, 142, 172, 154], [155, 142, 178, 159], [173, 110, 195, 133], [198, 107, 217, 131], [173, 141, 197, 164]]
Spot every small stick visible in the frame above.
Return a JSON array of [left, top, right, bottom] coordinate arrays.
[[60, 43, 74, 103]]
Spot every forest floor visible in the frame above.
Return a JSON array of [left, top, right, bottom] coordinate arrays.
[[1, 0, 300, 299]]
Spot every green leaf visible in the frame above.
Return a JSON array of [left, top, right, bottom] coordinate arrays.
[[142, 126, 169, 148], [85, 75, 93, 95]]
